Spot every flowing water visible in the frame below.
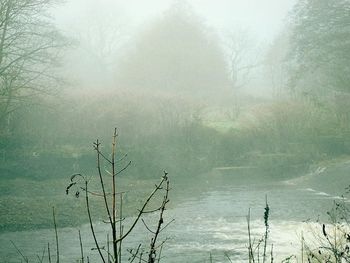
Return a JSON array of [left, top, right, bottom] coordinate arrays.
[[0, 181, 345, 262]]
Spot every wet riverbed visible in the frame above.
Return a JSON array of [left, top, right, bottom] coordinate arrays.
[[0, 181, 344, 262]]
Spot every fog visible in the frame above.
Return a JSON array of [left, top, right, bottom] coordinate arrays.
[[1, 0, 350, 262], [53, 0, 296, 95], [55, 0, 296, 40]]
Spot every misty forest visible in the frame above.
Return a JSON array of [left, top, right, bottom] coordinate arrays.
[[1, 0, 350, 262]]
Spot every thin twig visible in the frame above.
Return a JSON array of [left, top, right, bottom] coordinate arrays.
[[141, 207, 163, 214], [100, 247, 115, 261], [247, 208, 255, 263], [38, 246, 46, 263], [95, 139, 114, 241], [103, 218, 125, 224], [93, 143, 112, 164], [117, 176, 167, 243], [142, 218, 156, 234], [224, 252, 233, 263], [48, 242, 51, 263], [83, 188, 111, 197], [10, 240, 28, 263], [116, 153, 128, 163], [111, 128, 118, 263], [116, 160, 132, 175], [128, 244, 142, 263], [85, 180, 106, 263], [79, 230, 84, 263], [159, 219, 175, 233], [119, 192, 123, 263], [148, 178, 170, 263], [157, 243, 164, 263], [107, 234, 110, 263], [52, 207, 59, 263]]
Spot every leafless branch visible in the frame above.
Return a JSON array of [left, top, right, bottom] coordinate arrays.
[[36, 245, 46, 263], [10, 240, 28, 263], [142, 218, 156, 234], [128, 244, 147, 263], [116, 160, 132, 175], [128, 244, 142, 263], [148, 177, 170, 263], [93, 142, 112, 164], [116, 175, 168, 243]]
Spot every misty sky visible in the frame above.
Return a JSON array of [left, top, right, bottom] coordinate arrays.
[[53, 0, 298, 95], [55, 0, 297, 42]]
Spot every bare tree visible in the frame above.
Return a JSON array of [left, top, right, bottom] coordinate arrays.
[[222, 30, 262, 120], [264, 31, 290, 98], [61, 0, 126, 89], [0, 0, 66, 131], [225, 30, 260, 91]]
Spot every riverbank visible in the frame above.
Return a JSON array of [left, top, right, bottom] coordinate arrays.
[[284, 156, 350, 197]]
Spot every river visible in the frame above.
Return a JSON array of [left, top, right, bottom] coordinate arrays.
[[0, 180, 345, 262]]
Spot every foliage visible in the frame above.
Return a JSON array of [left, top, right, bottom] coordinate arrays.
[[4, 93, 350, 181], [240, 100, 350, 164], [288, 0, 350, 96], [302, 197, 350, 262], [116, 1, 230, 100]]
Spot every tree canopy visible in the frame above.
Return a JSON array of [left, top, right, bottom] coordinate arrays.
[[116, 2, 230, 100], [288, 0, 350, 96]]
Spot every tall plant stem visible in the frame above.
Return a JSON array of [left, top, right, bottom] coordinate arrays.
[[79, 230, 84, 263], [263, 195, 269, 263], [112, 128, 118, 263], [52, 207, 59, 263], [247, 208, 255, 263], [85, 180, 106, 263]]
